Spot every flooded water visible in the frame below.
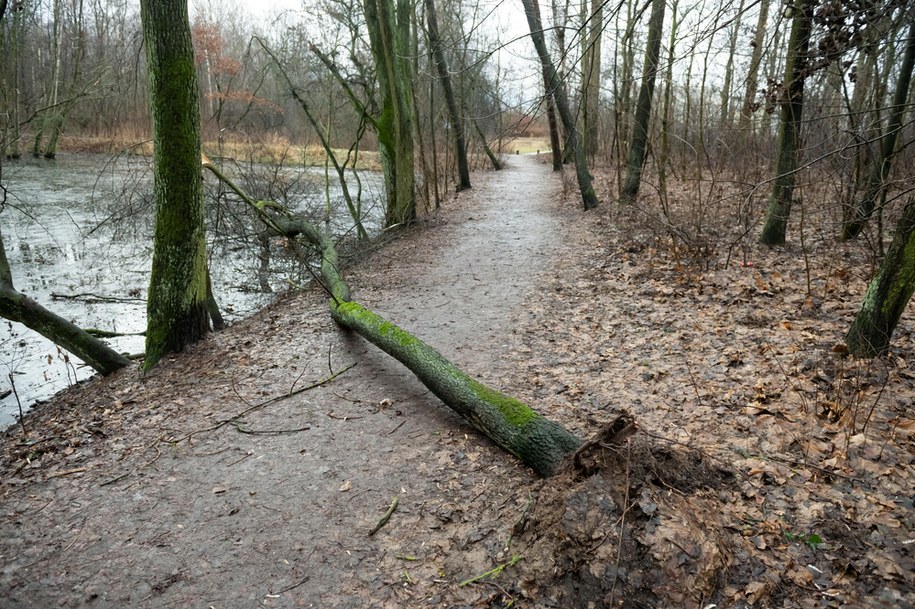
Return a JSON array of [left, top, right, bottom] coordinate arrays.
[[0, 153, 383, 428]]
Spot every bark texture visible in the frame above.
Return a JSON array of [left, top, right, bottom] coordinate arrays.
[[141, 0, 210, 369], [620, 0, 665, 201], [363, 0, 416, 226], [846, 197, 915, 357], [759, 0, 814, 246]]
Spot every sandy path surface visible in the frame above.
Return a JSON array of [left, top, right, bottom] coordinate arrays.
[[1, 154, 576, 608]]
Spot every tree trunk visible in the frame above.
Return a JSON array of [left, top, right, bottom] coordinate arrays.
[[842, 14, 915, 240], [470, 115, 502, 170], [544, 67, 563, 171], [0, 228, 130, 375], [140, 0, 210, 370], [424, 0, 471, 191], [580, 0, 602, 156], [719, 0, 745, 130], [363, 0, 416, 226], [295, 223, 581, 477], [331, 301, 582, 476], [522, 0, 598, 210], [759, 0, 814, 246], [847, 196, 915, 357], [620, 0, 665, 202], [737, 0, 770, 132]]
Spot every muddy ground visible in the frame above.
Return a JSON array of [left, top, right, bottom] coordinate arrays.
[[1, 154, 913, 608]]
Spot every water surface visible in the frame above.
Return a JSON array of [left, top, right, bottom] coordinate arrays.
[[0, 153, 382, 427]]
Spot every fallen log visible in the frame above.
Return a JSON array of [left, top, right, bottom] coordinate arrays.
[[203, 158, 584, 476], [0, 229, 131, 376]]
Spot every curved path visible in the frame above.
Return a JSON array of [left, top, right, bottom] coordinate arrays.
[[1, 154, 573, 608]]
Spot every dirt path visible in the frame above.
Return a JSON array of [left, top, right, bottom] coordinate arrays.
[[0, 154, 577, 608]]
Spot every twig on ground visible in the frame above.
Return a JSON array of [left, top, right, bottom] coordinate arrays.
[[228, 422, 311, 435], [164, 362, 356, 444], [368, 496, 399, 536], [607, 438, 633, 606], [458, 555, 522, 587]]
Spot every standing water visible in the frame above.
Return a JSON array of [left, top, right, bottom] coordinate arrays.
[[0, 153, 383, 428]]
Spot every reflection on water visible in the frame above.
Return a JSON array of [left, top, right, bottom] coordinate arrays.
[[0, 152, 383, 428]]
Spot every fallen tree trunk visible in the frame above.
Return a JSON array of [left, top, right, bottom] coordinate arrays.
[[331, 301, 581, 476], [0, 229, 131, 375], [203, 160, 584, 476]]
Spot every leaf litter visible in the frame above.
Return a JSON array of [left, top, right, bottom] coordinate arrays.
[[0, 155, 913, 608]]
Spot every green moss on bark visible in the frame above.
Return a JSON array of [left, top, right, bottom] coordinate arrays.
[[141, 0, 210, 370]]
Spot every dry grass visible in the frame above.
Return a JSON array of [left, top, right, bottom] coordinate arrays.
[[56, 133, 384, 171]]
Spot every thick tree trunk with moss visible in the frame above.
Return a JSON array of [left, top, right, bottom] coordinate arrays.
[[846, 197, 915, 357], [332, 302, 582, 475], [300, 222, 582, 476], [522, 0, 598, 210], [425, 0, 470, 191], [0, 228, 130, 374], [620, 0, 665, 202], [364, 0, 416, 226], [140, 0, 210, 370], [759, 0, 813, 246], [204, 161, 583, 477], [842, 14, 915, 241]]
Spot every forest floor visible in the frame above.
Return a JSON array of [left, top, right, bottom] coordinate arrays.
[[1, 154, 913, 608]]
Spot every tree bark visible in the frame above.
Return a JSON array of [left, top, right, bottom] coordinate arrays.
[[0, 228, 130, 375], [847, 196, 915, 357], [522, 0, 598, 210], [842, 13, 915, 240], [141, 0, 210, 370], [737, 0, 770, 132], [363, 0, 417, 226], [424, 0, 471, 191], [620, 0, 665, 202], [544, 67, 563, 172], [759, 0, 814, 246], [580, 0, 602, 156]]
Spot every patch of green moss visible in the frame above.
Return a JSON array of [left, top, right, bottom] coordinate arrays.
[[335, 301, 420, 350], [468, 379, 538, 427]]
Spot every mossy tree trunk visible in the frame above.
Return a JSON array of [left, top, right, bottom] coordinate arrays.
[[299, 222, 582, 476], [140, 0, 210, 370], [842, 13, 915, 241], [203, 163, 584, 477], [424, 0, 471, 191], [522, 0, 598, 210], [364, 0, 416, 227], [847, 196, 915, 357], [0, 228, 130, 374], [620, 0, 665, 202], [758, 0, 814, 246]]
